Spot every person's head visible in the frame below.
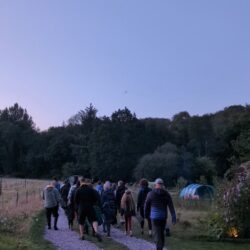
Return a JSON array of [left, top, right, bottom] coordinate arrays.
[[154, 178, 164, 189], [103, 181, 111, 191], [79, 176, 86, 185], [51, 180, 57, 187], [64, 178, 69, 184], [118, 180, 124, 187], [139, 178, 149, 188], [53, 177, 58, 182], [98, 180, 102, 185], [79, 177, 92, 187]]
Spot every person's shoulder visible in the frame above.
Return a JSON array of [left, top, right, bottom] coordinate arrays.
[[53, 187, 60, 194], [146, 190, 154, 198], [164, 189, 171, 195]]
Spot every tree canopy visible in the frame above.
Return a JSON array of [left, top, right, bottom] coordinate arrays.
[[0, 103, 250, 184]]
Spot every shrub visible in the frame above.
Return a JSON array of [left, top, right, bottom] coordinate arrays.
[[210, 161, 250, 239], [0, 215, 17, 233]]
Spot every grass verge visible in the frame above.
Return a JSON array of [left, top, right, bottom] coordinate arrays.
[[130, 213, 250, 250], [0, 211, 54, 250]]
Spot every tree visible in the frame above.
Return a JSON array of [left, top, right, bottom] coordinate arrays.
[[232, 129, 250, 163], [192, 156, 216, 184]]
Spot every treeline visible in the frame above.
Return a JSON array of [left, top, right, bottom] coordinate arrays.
[[0, 103, 250, 185]]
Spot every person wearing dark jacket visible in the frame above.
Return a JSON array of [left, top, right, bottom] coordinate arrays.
[[115, 180, 127, 212], [115, 180, 127, 226], [75, 177, 102, 241], [144, 178, 176, 250], [60, 179, 70, 206], [137, 178, 152, 236], [101, 181, 117, 237]]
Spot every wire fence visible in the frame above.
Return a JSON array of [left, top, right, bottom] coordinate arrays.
[[0, 178, 49, 215]]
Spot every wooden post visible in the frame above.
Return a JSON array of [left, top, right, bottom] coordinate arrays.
[[26, 190, 28, 203], [0, 177, 2, 196], [16, 191, 19, 207], [1, 193, 3, 209]]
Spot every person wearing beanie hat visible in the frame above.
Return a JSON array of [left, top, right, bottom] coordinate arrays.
[[144, 178, 176, 250]]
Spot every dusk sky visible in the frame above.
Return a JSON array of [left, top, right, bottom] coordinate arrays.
[[1, 1, 250, 130]]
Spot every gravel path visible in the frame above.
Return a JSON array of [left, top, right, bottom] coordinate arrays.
[[101, 227, 168, 250], [44, 208, 101, 250], [44, 208, 168, 250]]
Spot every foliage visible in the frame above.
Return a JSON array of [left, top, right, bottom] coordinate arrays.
[[210, 162, 250, 239], [1, 103, 250, 183], [0, 214, 17, 233], [176, 176, 188, 191]]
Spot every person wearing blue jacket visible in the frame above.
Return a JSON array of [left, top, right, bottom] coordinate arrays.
[[144, 178, 176, 250]]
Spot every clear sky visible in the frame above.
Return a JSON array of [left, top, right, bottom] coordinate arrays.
[[0, 1, 250, 130]]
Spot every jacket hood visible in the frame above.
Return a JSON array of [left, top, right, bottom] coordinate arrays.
[[153, 188, 167, 197], [46, 185, 54, 191]]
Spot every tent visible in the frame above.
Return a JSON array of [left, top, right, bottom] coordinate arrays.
[[179, 184, 214, 200]]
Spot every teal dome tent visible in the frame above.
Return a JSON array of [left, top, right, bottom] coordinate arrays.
[[179, 184, 214, 200]]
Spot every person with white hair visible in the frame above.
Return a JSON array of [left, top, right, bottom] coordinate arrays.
[[101, 181, 117, 237], [43, 180, 61, 230]]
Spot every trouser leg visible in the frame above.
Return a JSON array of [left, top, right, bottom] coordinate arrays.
[[125, 216, 128, 232], [152, 219, 166, 250], [128, 216, 132, 231], [148, 218, 152, 230], [107, 222, 111, 236], [140, 219, 144, 229], [46, 208, 52, 228], [51, 206, 59, 230]]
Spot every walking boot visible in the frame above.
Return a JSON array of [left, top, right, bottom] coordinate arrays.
[[47, 218, 51, 229]]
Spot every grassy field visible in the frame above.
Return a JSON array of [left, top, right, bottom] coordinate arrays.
[[129, 187, 250, 250], [1, 179, 250, 250], [0, 178, 54, 250]]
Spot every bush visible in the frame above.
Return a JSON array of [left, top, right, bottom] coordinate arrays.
[[210, 162, 250, 239]]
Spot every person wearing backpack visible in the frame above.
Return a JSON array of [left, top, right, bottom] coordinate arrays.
[[120, 189, 136, 236], [101, 181, 117, 237]]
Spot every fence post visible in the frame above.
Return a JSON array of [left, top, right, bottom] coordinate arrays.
[[0, 177, 2, 196], [16, 191, 19, 207], [26, 190, 28, 203]]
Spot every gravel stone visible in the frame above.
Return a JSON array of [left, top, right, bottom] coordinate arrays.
[[44, 208, 101, 250], [101, 227, 168, 250], [44, 208, 168, 250]]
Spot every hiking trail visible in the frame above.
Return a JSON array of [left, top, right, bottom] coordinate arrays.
[[44, 208, 101, 250], [44, 208, 167, 250]]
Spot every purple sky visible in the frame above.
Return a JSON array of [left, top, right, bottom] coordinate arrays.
[[1, 0, 250, 130]]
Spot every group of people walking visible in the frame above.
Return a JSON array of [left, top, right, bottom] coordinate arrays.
[[43, 176, 176, 250]]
